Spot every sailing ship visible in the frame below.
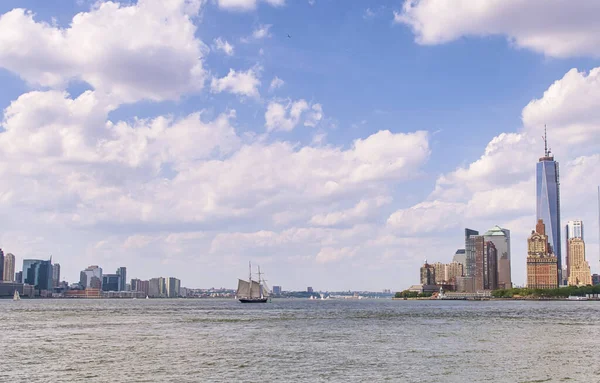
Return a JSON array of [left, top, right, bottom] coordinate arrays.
[[13, 290, 20, 301], [236, 262, 270, 303]]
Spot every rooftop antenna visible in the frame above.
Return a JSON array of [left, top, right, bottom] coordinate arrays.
[[543, 124, 549, 157]]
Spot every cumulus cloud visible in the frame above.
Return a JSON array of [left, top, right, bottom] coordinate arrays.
[[0, 0, 207, 103], [211, 68, 261, 98], [269, 76, 285, 91], [311, 196, 392, 227], [214, 37, 234, 56], [252, 24, 272, 39], [265, 100, 325, 131], [395, 0, 600, 58], [217, 0, 284, 12]]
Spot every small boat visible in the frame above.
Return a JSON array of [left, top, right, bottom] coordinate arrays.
[[146, 295, 149, 300], [13, 290, 20, 301], [237, 262, 270, 303], [567, 295, 588, 301]]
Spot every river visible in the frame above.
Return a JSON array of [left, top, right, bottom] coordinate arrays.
[[1, 299, 598, 382]]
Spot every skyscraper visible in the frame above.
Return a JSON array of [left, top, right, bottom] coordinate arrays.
[[165, 277, 180, 298], [432, 262, 446, 284], [565, 220, 583, 284], [3, 253, 15, 282], [0, 248, 4, 281], [116, 267, 127, 291], [452, 249, 466, 267], [484, 226, 512, 289], [474, 236, 499, 291], [420, 261, 435, 285], [464, 229, 479, 278], [567, 237, 591, 286], [52, 263, 61, 287], [102, 274, 120, 291], [536, 128, 561, 286], [22, 259, 53, 292], [527, 219, 558, 289], [80, 265, 103, 289], [444, 261, 464, 284]]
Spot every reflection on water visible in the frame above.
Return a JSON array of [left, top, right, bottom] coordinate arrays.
[[1, 299, 599, 382]]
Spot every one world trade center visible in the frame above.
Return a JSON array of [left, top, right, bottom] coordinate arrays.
[[536, 127, 562, 285]]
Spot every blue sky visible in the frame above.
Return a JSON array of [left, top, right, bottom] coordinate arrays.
[[0, 0, 599, 290]]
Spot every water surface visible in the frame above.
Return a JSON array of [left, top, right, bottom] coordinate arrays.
[[1, 299, 598, 382]]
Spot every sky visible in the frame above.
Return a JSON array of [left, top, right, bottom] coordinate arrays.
[[0, 0, 599, 291]]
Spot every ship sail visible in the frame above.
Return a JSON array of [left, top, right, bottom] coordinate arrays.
[[250, 280, 262, 298], [237, 279, 251, 298]]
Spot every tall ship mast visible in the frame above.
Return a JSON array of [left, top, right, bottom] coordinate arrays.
[[236, 261, 270, 303]]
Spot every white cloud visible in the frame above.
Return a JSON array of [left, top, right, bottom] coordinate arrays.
[[252, 24, 272, 39], [265, 100, 324, 132], [211, 68, 261, 98], [0, 0, 207, 103], [316, 247, 357, 264], [214, 37, 234, 56], [269, 76, 285, 91], [217, 0, 284, 12], [395, 0, 600, 58], [311, 196, 392, 227]]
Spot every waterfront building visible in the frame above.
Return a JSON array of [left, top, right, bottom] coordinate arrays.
[[592, 274, 600, 286], [445, 261, 464, 284], [148, 278, 165, 298], [0, 282, 24, 297], [165, 277, 180, 298], [452, 249, 466, 268], [455, 276, 475, 293], [565, 220, 584, 284], [22, 259, 53, 292], [420, 261, 436, 285], [3, 253, 15, 282], [80, 265, 103, 290], [567, 237, 591, 286], [137, 280, 149, 296], [432, 262, 446, 284], [116, 267, 127, 291], [52, 263, 60, 287], [102, 274, 120, 291], [0, 248, 4, 281], [464, 229, 479, 278], [527, 219, 558, 289], [64, 288, 102, 298], [272, 285, 282, 295], [536, 129, 562, 285], [307, 287, 314, 293], [130, 278, 140, 291], [15, 271, 22, 283], [484, 226, 512, 289], [474, 236, 498, 291]]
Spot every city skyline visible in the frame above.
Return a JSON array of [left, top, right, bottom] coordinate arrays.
[[0, 1, 599, 290]]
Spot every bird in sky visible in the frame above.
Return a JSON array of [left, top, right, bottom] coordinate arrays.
[[287, 34, 292, 38]]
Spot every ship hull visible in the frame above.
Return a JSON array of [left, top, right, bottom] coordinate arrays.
[[239, 297, 268, 303]]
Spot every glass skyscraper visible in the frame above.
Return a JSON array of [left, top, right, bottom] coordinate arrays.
[[536, 133, 561, 285]]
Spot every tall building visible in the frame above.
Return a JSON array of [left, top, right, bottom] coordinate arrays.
[[474, 236, 498, 291], [0, 248, 4, 281], [3, 253, 15, 282], [527, 219, 558, 289], [565, 220, 584, 284], [432, 262, 446, 284], [80, 265, 103, 290], [444, 261, 464, 284], [484, 226, 512, 289], [131, 278, 140, 291], [102, 274, 120, 291], [307, 287, 314, 293], [116, 267, 127, 291], [15, 271, 22, 283], [464, 229, 479, 277], [137, 280, 149, 296], [567, 237, 591, 286], [420, 261, 435, 285], [536, 129, 561, 285], [165, 277, 180, 298], [148, 278, 162, 298], [23, 259, 53, 291], [452, 249, 466, 267], [52, 263, 60, 287], [272, 285, 282, 295]]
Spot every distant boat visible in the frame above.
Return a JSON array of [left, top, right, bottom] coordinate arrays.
[[568, 295, 588, 301], [13, 290, 20, 301], [237, 262, 270, 303], [146, 295, 149, 300]]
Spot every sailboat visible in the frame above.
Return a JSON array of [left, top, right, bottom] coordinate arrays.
[[237, 262, 270, 303], [13, 290, 20, 301]]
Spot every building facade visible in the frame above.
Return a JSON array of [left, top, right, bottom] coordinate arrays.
[[272, 285, 282, 295], [444, 261, 464, 284], [484, 226, 511, 289], [52, 263, 60, 287], [536, 135, 562, 285], [0, 248, 4, 281], [3, 253, 15, 282], [464, 229, 479, 277], [22, 259, 53, 292], [102, 274, 120, 291], [80, 265, 103, 290], [527, 219, 558, 289], [567, 237, 591, 286], [474, 236, 498, 291], [565, 220, 584, 284], [432, 262, 446, 284], [165, 277, 180, 298], [420, 261, 436, 285], [452, 249, 466, 267], [116, 267, 127, 291]]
